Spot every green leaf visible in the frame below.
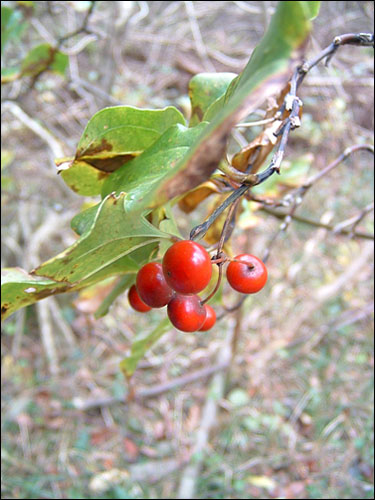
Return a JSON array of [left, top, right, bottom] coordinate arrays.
[[301, 1, 320, 20], [1, 1, 320, 322], [2, 193, 171, 319], [225, 1, 318, 100], [59, 106, 186, 195], [33, 193, 170, 283], [188, 72, 237, 126], [202, 93, 227, 122], [21, 43, 69, 77], [154, 202, 183, 255], [120, 317, 171, 377], [203, 1, 319, 125], [65, 1, 318, 207], [1, 268, 71, 320], [60, 160, 108, 196], [94, 274, 134, 318], [1, 66, 21, 83], [1, 6, 27, 54], [101, 121, 208, 211], [70, 202, 101, 236], [152, 1, 318, 205], [75, 242, 158, 290], [157, 203, 183, 239]]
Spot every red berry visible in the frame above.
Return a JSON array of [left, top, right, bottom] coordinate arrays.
[[226, 254, 267, 294], [128, 284, 152, 313], [136, 262, 174, 308], [162, 240, 212, 294], [199, 305, 216, 331], [167, 294, 206, 332]]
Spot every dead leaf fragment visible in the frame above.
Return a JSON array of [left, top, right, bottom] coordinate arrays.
[[232, 119, 283, 172]]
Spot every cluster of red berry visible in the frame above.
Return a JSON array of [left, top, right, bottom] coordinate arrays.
[[128, 240, 267, 332]]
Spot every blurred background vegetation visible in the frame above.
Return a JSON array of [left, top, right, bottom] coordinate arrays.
[[1, 1, 374, 499]]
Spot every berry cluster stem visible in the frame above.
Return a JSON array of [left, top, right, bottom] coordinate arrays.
[[201, 262, 224, 306]]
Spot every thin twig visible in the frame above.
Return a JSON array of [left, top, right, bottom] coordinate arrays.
[[36, 300, 60, 375], [261, 144, 375, 260], [235, 117, 276, 128], [286, 302, 374, 350], [333, 202, 374, 236], [89, 330, 125, 356], [201, 198, 241, 305], [2, 101, 64, 157], [184, 1, 216, 72], [11, 309, 26, 359], [218, 198, 241, 254], [72, 362, 229, 411], [302, 144, 374, 187], [190, 73, 300, 242], [191, 34, 374, 243], [260, 206, 374, 241], [48, 297, 77, 347], [57, 1, 97, 47], [190, 184, 250, 241], [201, 264, 223, 306], [297, 32, 374, 89], [229, 305, 244, 367], [216, 295, 247, 321]]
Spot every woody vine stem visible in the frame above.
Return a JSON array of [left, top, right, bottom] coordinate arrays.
[[189, 32, 374, 243], [190, 32, 374, 316]]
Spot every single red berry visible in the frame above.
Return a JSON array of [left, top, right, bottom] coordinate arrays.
[[162, 240, 212, 294], [128, 284, 152, 313], [199, 305, 216, 331], [136, 262, 174, 308], [167, 294, 206, 332], [226, 254, 267, 294]]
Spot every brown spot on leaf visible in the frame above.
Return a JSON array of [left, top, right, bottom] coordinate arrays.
[[82, 154, 135, 173], [76, 138, 114, 159], [97, 171, 110, 181], [21, 45, 57, 77], [191, 105, 204, 121]]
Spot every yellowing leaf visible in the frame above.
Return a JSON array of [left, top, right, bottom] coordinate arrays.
[[59, 106, 186, 196], [178, 177, 225, 213]]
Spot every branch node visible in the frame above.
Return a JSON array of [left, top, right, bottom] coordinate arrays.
[[290, 115, 301, 129], [333, 35, 342, 46]]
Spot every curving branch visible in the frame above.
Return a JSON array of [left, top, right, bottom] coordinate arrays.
[[189, 33, 374, 243], [261, 144, 374, 260], [191, 34, 374, 319]]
